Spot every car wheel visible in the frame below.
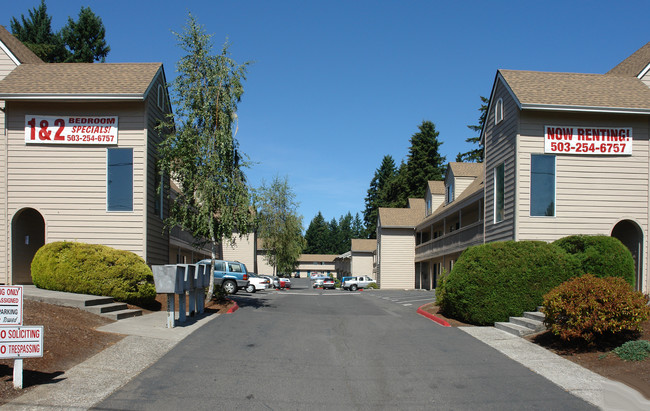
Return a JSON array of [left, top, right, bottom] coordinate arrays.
[[246, 284, 255, 293], [350, 284, 358, 291], [223, 280, 237, 294]]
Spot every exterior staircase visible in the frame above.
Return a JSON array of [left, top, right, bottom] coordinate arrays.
[[23, 285, 142, 321], [495, 309, 546, 337], [82, 297, 143, 320]]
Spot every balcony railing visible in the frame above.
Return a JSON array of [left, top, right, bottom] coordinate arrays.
[[415, 221, 483, 261]]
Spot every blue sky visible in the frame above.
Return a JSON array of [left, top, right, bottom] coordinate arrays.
[[4, 0, 649, 228]]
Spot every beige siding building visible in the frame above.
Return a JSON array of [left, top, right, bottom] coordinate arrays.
[[0, 28, 212, 284], [335, 238, 376, 279], [377, 42, 650, 294], [376, 198, 424, 289], [483, 43, 650, 293]]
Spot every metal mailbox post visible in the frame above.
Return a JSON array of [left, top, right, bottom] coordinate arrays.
[[152, 262, 212, 328]]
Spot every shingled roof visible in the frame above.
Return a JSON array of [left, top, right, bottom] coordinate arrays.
[[0, 63, 163, 100], [0, 25, 43, 65], [607, 42, 650, 77], [378, 198, 425, 228], [499, 69, 650, 113], [351, 239, 376, 252], [448, 162, 483, 178]]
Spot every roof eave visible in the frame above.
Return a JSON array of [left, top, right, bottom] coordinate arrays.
[[521, 103, 650, 115], [0, 93, 145, 101]]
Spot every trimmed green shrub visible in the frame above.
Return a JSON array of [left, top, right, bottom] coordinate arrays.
[[553, 235, 635, 287], [613, 340, 650, 362], [543, 274, 650, 343], [367, 282, 379, 289], [31, 241, 156, 306], [438, 241, 580, 325]]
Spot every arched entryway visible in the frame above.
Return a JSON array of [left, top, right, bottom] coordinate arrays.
[[11, 208, 45, 284], [611, 220, 643, 291]]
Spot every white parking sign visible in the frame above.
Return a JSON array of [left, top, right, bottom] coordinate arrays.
[[0, 286, 23, 326]]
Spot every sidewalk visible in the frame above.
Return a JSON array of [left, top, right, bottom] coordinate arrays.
[[2, 288, 220, 410]]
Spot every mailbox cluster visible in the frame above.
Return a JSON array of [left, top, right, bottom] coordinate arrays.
[[152, 263, 212, 328]]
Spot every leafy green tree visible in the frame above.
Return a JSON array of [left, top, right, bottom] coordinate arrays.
[[363, 155, 397, 238], [304, 212, 329, 254], [257, 175, 305, 275], [404, 120, 446, 198], [10, 0, 69, 62], [158, 15, 254, 298], [61, 6, 110, 62], [456, 96, 488, 162]]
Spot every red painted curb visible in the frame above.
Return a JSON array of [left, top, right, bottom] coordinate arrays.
[[226, 300, 239, 314], [417, 305, 450, 327]]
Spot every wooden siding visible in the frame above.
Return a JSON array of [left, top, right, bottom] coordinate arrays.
[[351, 253, 374, 277], [641, 68, 650, 88], [0, 49, 17, 282], [144, 72, 170, 265], [484, 79, 518, 243], [378, 227, 415, 289], [4, 101, 148, 274], [516, 111, 649, 241], [222, 234, 256, 272], [256, 253, 274, 275]]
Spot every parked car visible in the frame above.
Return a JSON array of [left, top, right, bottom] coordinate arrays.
[[322, 277, 335, 289], [197, 259, 249, 294], [280, 277, 291, 289], [341, 276, 354, 285], [246, 273, 270, 293], [269, 276, 283, 289], [342, 275, 375, 291], [312, 275, 329, 288]]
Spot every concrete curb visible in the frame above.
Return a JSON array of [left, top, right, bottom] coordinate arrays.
[[416, 305, 451, 327]]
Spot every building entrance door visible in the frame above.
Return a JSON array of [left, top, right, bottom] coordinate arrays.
[[11, 208, 45, 284], [611, 220, 643, 291]]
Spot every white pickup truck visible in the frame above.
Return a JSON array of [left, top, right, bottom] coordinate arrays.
[[342, 275, 375, 291]]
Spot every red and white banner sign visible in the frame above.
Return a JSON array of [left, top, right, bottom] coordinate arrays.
[[545, 126, 632, 155], [25, 115, 118, 145], [0, 286, 22, 326], [0, 326, 44, 359]]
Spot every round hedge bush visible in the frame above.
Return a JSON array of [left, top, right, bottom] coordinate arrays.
[[438, 241, 580, 325], [553, 235, 635, 287], [543, 274, 650, 343], [31, 241, 156, 306]]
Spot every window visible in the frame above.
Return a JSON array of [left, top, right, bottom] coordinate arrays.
[[426, 197, 432, 215], [107, 148, 133, 211], [157, 85, 165, 110], [494, 163, 505, 222], [495, 98, 504, 124], [530, 154, 555, 216], [446, 183, 454, 203], [154, 162, 164, 218]]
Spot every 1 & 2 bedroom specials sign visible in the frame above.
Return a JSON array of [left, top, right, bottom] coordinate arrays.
[[25, 115, 118, 145]]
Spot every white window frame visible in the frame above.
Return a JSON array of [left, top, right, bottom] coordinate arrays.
[[494, 163, 505, 223], [495, 98, 504, 125]]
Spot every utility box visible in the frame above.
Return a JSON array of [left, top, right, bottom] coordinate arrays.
[[152, 265, 184, 294]]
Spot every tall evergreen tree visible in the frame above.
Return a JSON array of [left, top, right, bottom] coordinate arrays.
[[352, 213, 365, 239], [456, 96, 489, 162], [304, 212, 329, 254], [382, 160, 410, 208], [405, 120, 446, 198], [337, 212, 354, 254], [363, 155, 397, 238], [61, 6, 110, 62], [327, 218, 340, 254], [10, 0, 69, 62]]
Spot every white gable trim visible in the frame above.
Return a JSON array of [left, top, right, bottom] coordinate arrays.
[[0, 40, 20, 66]]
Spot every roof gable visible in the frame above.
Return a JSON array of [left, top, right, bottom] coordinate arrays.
[[607, 42, 650, 78], [0, 25, 43, 65]]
